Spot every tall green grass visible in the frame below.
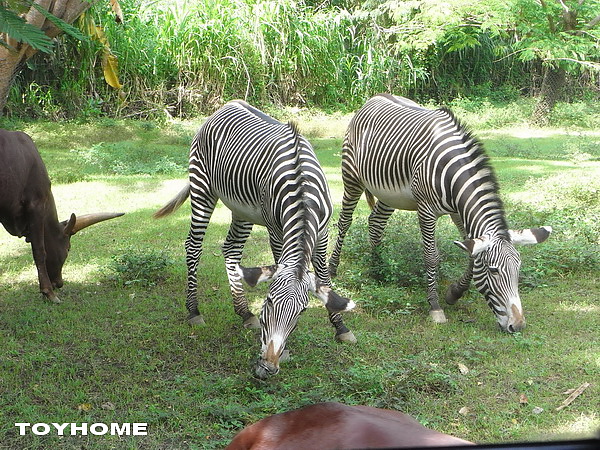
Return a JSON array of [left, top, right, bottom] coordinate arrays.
[[6, 0, 543, 119]]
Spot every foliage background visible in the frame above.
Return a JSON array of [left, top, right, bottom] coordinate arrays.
[[6, 0, 598, 119]]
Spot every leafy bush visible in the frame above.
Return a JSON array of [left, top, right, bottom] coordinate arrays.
[[7, 0, 554, 119], [447, 98, 534, 129], [109, 248, 174, 287], [550, 101, 600, 130], [75, 141, 187, 175], [50, 169, 87, 184]]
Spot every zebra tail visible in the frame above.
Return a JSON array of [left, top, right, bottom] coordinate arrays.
[[365, 189, 376, 210], [153, 182, 191, 218]]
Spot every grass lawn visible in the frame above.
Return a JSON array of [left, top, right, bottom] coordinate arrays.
[[0, 108, 599, 449]]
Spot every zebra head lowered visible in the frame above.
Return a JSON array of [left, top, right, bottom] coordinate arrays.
[[238, 264, 355, 379], [454, 226, 552, 332]]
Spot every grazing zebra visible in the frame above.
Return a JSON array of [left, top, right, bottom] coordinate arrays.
[[328, 94, 551, 332], [155, 100, 356, 378]]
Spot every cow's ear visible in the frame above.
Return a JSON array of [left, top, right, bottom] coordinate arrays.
[[63, 213, 77, 236]]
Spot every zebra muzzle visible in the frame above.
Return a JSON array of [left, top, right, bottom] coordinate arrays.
[[254, 341, 281, 379], [507, 304, 525, 332]]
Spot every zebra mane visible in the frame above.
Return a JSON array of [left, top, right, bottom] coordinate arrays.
[[438, 107, 509, 233], [286, 121, 314, 280]]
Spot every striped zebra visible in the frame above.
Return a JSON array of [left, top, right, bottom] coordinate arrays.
[[155, 100, 356, 378], [328, 94, 551, 332]]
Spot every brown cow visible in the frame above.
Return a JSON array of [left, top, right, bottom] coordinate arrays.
[[0, 129, 123, 302], [226, 402, 473, 449]]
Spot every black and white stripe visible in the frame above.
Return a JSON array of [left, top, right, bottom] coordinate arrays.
[[156, 100, 355, 378], [328, 94, 551, 332]]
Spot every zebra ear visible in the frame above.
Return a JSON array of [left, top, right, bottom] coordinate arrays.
[[454, 237, 490, 257], [307, 273, 356, 312], [509, 226, 552, 245], [237, 264, 279, 287]]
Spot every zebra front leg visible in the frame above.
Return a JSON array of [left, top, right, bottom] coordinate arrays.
[[185, 190, 217, 326], [313, 232, 357, 344], [446, 258, 473, 305], [223, 219, 260, 329], [329, 310, 357, 343], [446, 213, 473, 305], [417, 210, 447, 324]]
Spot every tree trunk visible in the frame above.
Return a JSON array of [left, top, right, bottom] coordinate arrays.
[[531, 65, 566, 126], [0, 48, 27, 114], [0, 0, 92, 116]]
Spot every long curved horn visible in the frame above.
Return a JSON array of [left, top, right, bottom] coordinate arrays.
[[68, 212, 125, 235]]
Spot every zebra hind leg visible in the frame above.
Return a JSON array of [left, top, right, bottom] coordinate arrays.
[[368, 200, 394, 281], [185, 232, 207, 326], [222, 220, 260, 329], [185, 187, 217, 326]]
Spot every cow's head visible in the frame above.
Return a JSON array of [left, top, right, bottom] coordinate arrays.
[[45, 212, 124, 295]]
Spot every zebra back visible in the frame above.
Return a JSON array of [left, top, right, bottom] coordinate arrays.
[[196, 102, 332, 271], [347, 94, 507, 238]]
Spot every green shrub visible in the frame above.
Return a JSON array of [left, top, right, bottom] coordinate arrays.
[[506, 179, 600, 288], [109, 248, 174, 287], [550, 101, 600, 130], [338, 213, 465, 291], [75, 141, 187, 175], [50, 170, 87, 184]]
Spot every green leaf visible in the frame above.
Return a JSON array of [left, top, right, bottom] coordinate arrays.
[[0, 5, 53, 52], [29, 1, 89, 43]]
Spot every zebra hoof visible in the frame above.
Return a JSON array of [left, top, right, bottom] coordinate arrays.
[[429, 309, 447, 324], [335, 330, 357, 344], [445, 284, 463, 305], [280, 349, 290, 364], [188, 315, 206, 326], [243, 315, 260, 329]]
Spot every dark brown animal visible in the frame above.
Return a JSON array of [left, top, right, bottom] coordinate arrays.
[[0, 129, 123, 302], [226, 402, 473, 449]]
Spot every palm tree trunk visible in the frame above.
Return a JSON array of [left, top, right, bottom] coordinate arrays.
[[0, 0, 92, 116], [0, 47, 28, 115], [531, 65, 566, 126]]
